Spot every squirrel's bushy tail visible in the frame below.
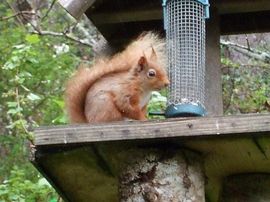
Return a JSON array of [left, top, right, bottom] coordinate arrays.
[[124, 31, 166, 67], [65, 31, 166, 123]]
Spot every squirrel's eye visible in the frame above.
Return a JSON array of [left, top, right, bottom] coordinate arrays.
[[147, 69, 156, 78]]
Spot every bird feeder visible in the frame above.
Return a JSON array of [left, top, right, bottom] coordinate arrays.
[[163, 0, 209, 117]]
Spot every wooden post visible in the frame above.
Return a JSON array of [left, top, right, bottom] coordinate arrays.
[[119, 149, 205, 202], [58, 0, 95, 19], [220, 174, 270, 202], [205, 8, 223, 116]]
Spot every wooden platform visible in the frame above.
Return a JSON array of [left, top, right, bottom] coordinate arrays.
[[32, 114, 270, 202]]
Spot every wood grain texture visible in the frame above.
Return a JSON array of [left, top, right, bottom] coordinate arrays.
[[90, 8, 162, 24], [34, 114, 270, 146], [85, 0, 270, 25], [205, 9, 223, 116], [58, 0, 95, 19]]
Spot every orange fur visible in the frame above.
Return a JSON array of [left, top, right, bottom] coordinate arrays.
[[65, 32, 169, 123]]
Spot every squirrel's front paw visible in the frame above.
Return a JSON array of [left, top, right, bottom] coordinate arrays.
[[139, 115, 148, 121]]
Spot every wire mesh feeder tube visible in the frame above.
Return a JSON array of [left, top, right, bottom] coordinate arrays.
[[163, 0, 209, 117]]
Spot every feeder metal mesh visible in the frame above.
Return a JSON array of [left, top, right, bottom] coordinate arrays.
[[165, 0, 206, 108]]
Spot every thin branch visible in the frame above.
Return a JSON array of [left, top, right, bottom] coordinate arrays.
[[220, 39, 270, 64], [223, 68, 236, 113], [42, 0, 57, 21], [27, 17, 42, 33], [3, 0, 23, 25], [15, 86, 34, 144], [26, 12, 96, 48], [245, 34, 251, 50], [0, 11, 37, 21], [240, 63, 270, 70], [63, 21, 79, 34], [31, 30, 95, 48], [4, 0, 97, 49]]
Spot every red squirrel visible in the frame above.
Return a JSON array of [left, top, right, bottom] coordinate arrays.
[[65, 32, 169, 123]]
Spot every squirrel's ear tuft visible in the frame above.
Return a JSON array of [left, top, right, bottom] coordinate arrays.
[[137, 56, 147, 72], [150, 46, 157, 60]]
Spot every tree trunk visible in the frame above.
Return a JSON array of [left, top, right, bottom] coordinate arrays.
[[119, 148, 205, 202]]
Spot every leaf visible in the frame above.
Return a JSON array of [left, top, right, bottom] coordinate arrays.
[[49, 198, 58, 202], [52, 115, 67, 124], [38, 178, 51, 187], [13, 44, 27, 49], [2, 61, 17, 70], [20, 85, 30, 92], [27, 57, 39, 64], [0, 188, 9, 195], [53, 99, 64, 108], [7, 102, 17, 108], [27, 93, 41, 101], [7, 107, 22, 115], [25, 34, 40, 44], [151, 91, 167, 102], [20, 71, 32, 78], [17, 77, 25, 84]]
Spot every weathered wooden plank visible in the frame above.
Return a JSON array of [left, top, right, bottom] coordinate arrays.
[[58, 0, 95, 19], [83, 1, 270, 43], [84, 0, 270, 25], [35, 114, 270, 146], [220, 11, 270, 35], [34, 147, 118, 202], [90, 8, 162, 24], [217, 0, 270, 14]]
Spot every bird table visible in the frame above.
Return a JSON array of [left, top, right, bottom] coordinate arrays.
[[32, 0, 270, 201]]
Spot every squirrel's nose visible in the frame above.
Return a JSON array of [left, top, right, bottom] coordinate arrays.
[[164, 80, 170, 87]]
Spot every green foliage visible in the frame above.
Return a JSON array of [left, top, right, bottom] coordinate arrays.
[[0, 135, 59, 202], [221, 57, 270, 114], [147, 91, 167, 119], [0, 2, 90, 201], [0, 166, 58, 202], [1, 32, 77, 139]]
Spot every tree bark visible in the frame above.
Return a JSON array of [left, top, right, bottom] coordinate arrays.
[[119, 149, 205, 202]]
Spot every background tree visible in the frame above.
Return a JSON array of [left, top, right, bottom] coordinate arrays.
[[221, 34, 270, 114]]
